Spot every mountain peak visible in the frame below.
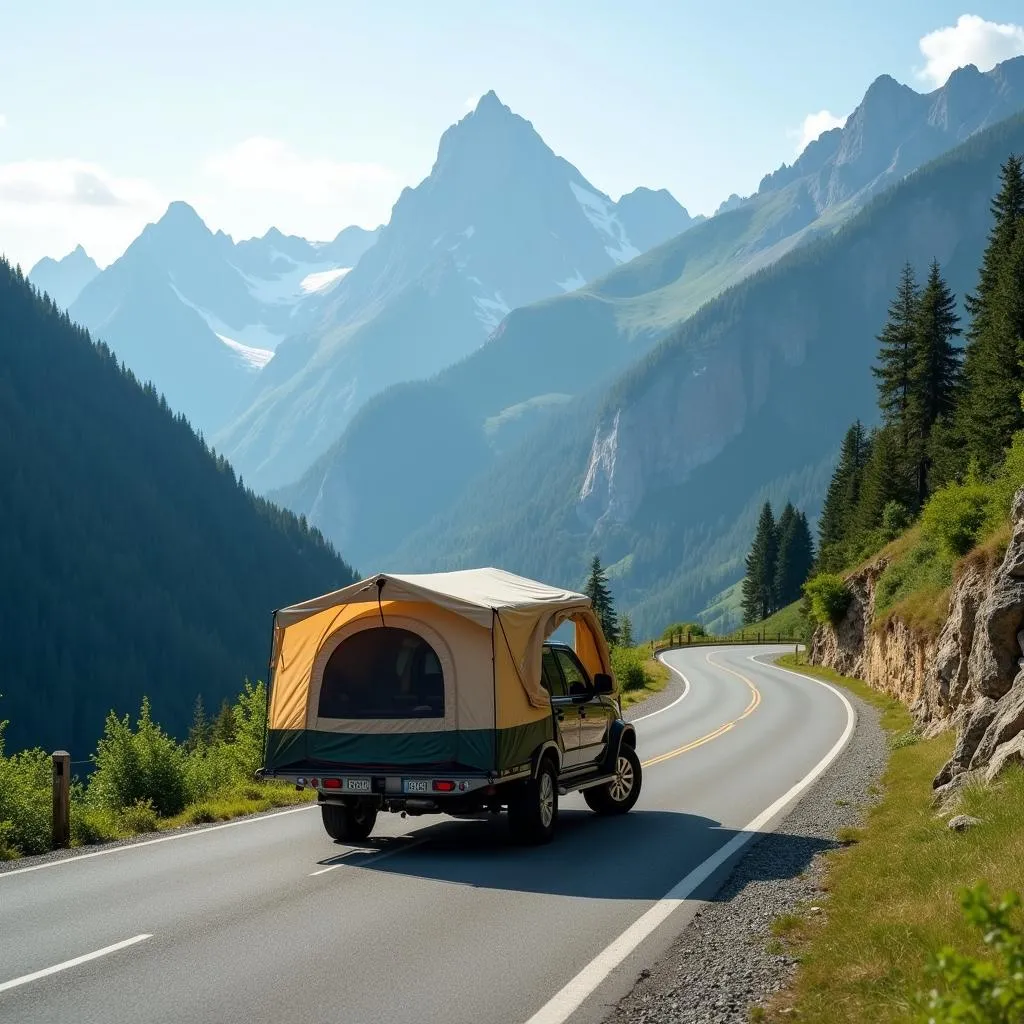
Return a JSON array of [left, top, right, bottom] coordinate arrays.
[[474, 90, 508, 116], [145, 201, 213, 246]]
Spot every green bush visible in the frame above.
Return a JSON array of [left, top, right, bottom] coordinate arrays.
[[0, 724, 52, 856], [803, 573, 853, 626], [611, 646, 649, 692], [922, 479, 991, 558], [89, 697, 188, 816], [71, 803, 124, 846], [922, 883, 1024, 1023], [660, 621, 706, 641], [882, 501, 912, 540], [119, 798, 159, 834], [985, 431, 1024, 532]]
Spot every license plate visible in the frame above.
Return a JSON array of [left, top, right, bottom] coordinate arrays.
[[341, 777, 371, 792], [403, 779, 429, 793]]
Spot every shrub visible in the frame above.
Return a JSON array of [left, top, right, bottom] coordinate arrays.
[[881, 500, 912, 539], [0, 724, 52, 856], [71, 803, 124, 846], [611, 646, 649, 692], [228, 680, 267, 782], [661, 622, 706, 641], [922, 479, 991, 558], [985, 431, 1024, 532], [119, 798, 159, 834], [803, 573, 852, 626], [922, 883, 1024, 1023], [89, 697, 188, 816]]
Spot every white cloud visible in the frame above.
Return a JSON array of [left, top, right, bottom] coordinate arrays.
[[0, 158, 165, 268], [789, 110, 846, 156], [205, 137, 398, 203], [917, 14, 1024, 89]]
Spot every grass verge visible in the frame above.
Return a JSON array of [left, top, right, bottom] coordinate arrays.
[[621, 655, 671, 710], [157, 782, 315, 831], [763, 656, 1024, 1023]]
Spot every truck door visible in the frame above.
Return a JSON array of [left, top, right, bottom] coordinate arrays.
[[555, 648, 613, 768], [542, 648, 583, 767]]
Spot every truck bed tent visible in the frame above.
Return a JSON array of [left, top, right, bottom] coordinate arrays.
[[264, 568, 614, 774]]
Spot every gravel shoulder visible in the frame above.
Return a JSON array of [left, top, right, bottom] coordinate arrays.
[[602, 666, 889, 1024]]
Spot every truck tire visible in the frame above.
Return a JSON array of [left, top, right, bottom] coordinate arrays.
[[584, 745, 642, 815], [508, 759, 558, 844], [321, 801, 377, 842]]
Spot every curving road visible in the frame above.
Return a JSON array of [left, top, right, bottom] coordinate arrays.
[[0, 646, 853, 1024]]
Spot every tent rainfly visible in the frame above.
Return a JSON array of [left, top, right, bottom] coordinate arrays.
[[264, 568, 614, 774]]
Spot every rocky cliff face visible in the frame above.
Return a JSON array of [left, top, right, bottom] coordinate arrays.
[[811, 488, 1024, 791]]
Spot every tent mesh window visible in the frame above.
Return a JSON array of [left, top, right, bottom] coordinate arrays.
[[318, 626, 445, 720]]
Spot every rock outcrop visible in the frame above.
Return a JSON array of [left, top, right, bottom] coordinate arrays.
[[811, 487, 1024, 790]]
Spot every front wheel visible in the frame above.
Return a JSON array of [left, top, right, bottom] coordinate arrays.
[[321, 801, 378, 842], [508, 759, 558, 844], [584, 745, 642, 815]]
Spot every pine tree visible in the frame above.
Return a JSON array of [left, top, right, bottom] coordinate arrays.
[[186, 695, 213, 751], [855, 425, 911, 537], [584, 555, 620, 645], [873, 262, 920, 432], [817, 422, 870, 570], [960, 155, 1024, 471], [212, 698, 237, 745], [619, 614, 634, 649], [742, 502, 778, 623], [775, 505, 815, 608], [909, 261, 961, 506]]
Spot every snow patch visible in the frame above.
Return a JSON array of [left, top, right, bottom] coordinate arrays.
[[569, 182, 641, 264], [234, 249, 351, 306], [473, 290, 510, 330], [557, 269, 587, 292], [217, 334, 275, 370], [462, 226, 475, 238], [169, 280, 280, 365], [300, 267, 351, 293]]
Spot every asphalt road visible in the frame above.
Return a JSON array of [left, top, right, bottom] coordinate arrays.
[[0, 645, 853, 1024]]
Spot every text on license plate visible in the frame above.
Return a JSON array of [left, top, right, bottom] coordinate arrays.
[[341, 777, 371, 792], [403, 779, 429, 793]]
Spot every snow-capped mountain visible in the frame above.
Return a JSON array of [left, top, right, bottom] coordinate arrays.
[[28, 245, 100, 309], [67, 204, 378, 432], [216, 90, 695, 491]]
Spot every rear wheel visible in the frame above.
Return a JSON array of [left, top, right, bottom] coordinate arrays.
[[584, 745, 642, 815], [321, 800, 378, 842], [508, 759, 558, 844]]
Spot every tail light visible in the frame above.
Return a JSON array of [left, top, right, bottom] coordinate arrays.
[[432, 780, 456, 792], [321, 778, 340, 789]]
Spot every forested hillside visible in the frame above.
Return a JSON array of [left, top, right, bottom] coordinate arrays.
[[0, 259, 355, 756], [390, 112, 1024, 635]]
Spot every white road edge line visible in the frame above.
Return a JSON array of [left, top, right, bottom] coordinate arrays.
[[521, 651, 855, 1024], [0, 805, 317, 880], [0, 934, 152, 994], [630, 654, 692, 723]]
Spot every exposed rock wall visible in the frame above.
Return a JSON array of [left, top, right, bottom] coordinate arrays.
[[810, 488, 1024, 789]]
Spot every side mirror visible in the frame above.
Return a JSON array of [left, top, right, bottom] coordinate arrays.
[[593, 672, 614, 695]]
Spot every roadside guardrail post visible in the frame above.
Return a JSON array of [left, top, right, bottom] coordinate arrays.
[[51, 750, 70, 849]]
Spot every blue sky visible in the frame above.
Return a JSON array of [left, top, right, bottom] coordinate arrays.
[[2, 3, 1024, 267]]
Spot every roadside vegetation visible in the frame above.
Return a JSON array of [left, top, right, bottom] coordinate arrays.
[[801, 155, 1024, 638], [763, 656, 1024, 1023], [0, 681, 312, 861]]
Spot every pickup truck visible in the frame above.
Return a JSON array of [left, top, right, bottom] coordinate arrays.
[[284, 642, 641, 845]]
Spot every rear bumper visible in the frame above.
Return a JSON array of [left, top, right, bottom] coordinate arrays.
[[258, 766, 531, 801]]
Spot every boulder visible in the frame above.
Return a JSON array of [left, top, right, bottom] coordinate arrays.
[[934, 696, 999, 788], [969, 673, 1024, 772]]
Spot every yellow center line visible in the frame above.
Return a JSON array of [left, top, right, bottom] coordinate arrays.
[[640, 651, 762, 769]]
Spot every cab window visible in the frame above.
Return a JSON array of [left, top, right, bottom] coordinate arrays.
[[541, 648, 568, 698], [554, 649, 591, 697]]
